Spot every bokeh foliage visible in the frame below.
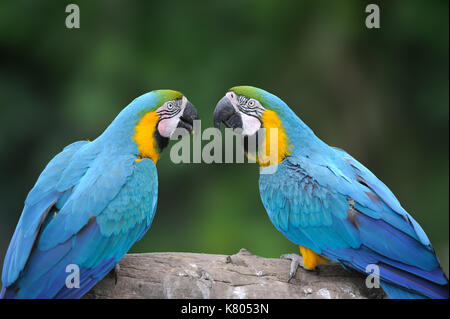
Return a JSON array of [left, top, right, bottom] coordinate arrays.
[[0, 0, 448, 285]]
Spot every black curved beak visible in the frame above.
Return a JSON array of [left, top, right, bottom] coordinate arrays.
[[177, 100, 199, 132], [213, 95, 243, 130]]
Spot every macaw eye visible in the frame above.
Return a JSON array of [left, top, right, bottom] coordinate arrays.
[[248, 100, 256, 108], [167, 102, 174, 110]]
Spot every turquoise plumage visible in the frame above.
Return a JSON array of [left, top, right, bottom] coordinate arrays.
[[1, 90, 198, 298], [214, 86, 448, 299]]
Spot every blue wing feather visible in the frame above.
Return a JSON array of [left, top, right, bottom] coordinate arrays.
[[2, 141, 89, 287], [1, 145, 158, 299], [38, 153, 136, 250]]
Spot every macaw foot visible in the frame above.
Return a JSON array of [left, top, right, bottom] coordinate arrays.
[[113, 264, 120, 285], [280, 253, 319, 283]]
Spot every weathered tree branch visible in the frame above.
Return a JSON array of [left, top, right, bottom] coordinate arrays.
[[84, 248, 386, 299]]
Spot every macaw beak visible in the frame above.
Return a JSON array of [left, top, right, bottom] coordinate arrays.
[[177, 100, 199, 133], [213, 95, 243, 130]]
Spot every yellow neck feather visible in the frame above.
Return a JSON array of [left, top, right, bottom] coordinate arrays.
[[248, 110, 291, 167], [133, 111, 160, 163]]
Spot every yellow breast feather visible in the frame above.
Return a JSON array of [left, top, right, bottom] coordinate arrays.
[[253, 110, 292, 167], [133, 111, 160, 163]]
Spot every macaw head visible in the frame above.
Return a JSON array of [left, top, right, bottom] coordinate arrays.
[[213, 86, 311, 166], [149, 89, 199, 139], [104, 89, 198, 163]]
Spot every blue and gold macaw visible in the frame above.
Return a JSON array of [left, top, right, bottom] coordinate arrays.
[[214, 86, 448, 299], [1, 90, 198, 298]]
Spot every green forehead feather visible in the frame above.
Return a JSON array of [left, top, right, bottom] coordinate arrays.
[[154, 89, 184, 105], [230, 86, 274, 110], [230, 86, 262, 99], [136, 89, 184, 117]]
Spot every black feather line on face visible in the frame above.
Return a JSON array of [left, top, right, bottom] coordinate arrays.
[[237, 96, 264, 119], [158, 109, 181, 120], [154, 128, 169, 152]]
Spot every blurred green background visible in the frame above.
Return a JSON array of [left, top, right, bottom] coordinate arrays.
[[0, 0, 448, 287]]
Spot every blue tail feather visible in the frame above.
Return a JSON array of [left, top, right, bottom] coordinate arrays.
[[381, 281, 427, 299]]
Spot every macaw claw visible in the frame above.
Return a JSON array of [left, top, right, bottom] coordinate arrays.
[[114, 264, 120, 285], [280, 253, 319, 283]]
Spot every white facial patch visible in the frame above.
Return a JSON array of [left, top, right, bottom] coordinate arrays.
[[240, 112, 261, 136], [157, 117, 181, 138]]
